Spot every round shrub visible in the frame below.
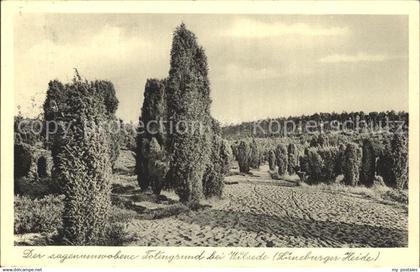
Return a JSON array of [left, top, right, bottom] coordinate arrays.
[[14, 194, 64, 234], [147, 138, 169, 195]]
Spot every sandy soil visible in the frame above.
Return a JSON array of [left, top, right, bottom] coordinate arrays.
[[126, 165, 408, 247]]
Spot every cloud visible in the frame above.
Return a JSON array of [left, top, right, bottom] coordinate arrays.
[[14, 24, 168, 118], [214, 61, 315, 83], [218, 63, 280, 81], [318, 53, 393, 63], [222, 18, 348, 38]]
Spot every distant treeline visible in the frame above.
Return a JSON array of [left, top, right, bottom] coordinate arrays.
[[222, 111, 409, 139]]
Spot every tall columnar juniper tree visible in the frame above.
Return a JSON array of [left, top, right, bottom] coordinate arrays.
[[43, 80, 66, 154], [44, 76, 117, 245], [202, 118, 229, 198], [287, 143, 298, 175], [136, 79, 167, 192], [165, 24, 212, 203], [389, 134, 408, 189], [316, 146, 340, 183], [249, 138, 260, 169], [378, 134, 408, 189], [343, 142, 362, 186], [360, 138, 376, 187], [275, 144, 288, 176], [220, 140, 233, 176], [268, 149, 276, 171], [231, 142, 239, 161], [237, 140, 251, 173], [91, 80, 120, 168], [306, 148, 323, 184], [336, 143, 346, 175], [377, 138, 393, 187]]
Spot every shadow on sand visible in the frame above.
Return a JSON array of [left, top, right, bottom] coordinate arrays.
[[175, 208, 407, 248]]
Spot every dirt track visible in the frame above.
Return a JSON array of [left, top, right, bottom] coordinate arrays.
[[127, 166, 408, 247]]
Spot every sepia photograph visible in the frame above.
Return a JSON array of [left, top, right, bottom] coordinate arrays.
[[1, 0, 419, 269]]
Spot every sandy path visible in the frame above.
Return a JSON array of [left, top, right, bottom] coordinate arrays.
[[126, 166, 408, 247]]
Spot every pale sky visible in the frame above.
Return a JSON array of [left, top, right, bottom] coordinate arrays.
[[14, 14, 408, 124]]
